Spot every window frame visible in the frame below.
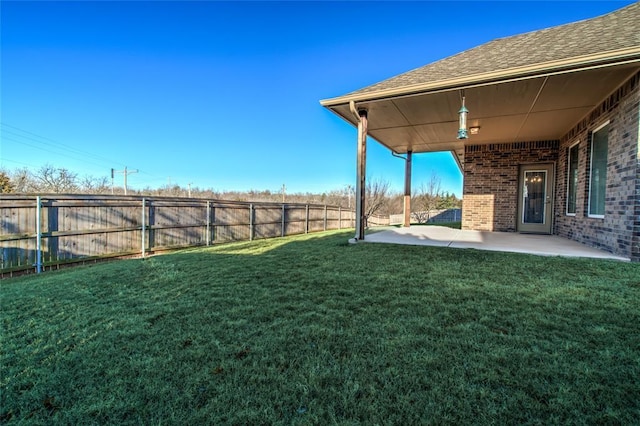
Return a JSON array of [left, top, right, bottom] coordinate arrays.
[[566, 141, 580, 216], [587, 121, 610, 219]]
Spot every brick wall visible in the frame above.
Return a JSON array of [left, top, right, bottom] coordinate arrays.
[[462, 73, 639, 260], [462, 141, 559, 231], [555, 72, 639, 261]]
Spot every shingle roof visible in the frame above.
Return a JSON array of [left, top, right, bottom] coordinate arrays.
[[345, 2, 640, 97]]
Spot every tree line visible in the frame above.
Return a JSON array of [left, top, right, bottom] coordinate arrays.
[[0, 165, 461, 221]]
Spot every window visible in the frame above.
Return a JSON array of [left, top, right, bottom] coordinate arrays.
[[566, 142, 579, 215], [588, 122, 609, 217]]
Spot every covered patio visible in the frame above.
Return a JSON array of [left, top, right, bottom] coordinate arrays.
[[365, 226, 629, 261], [321, 3, 640, 260]]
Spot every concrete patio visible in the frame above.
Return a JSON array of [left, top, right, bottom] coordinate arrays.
[[364, 226, 629, 261]]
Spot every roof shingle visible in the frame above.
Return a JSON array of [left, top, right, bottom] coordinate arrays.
[[346, 2, 640, 97]]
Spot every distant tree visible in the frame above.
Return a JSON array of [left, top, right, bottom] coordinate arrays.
[[413, 172, 442, 223], [32, 164, 78, 193], [322, 188, 352, 208], [437, 192, 462, 209], [79, 175, 111, 194], [156, 184, 184, 197], [382, 192, 404, 216], [0, 164, 407, 219], [364, 178, 391, 227], [0, 170, 14, 193], [344, 184, 355, 209], [9, 168, 36, 193]]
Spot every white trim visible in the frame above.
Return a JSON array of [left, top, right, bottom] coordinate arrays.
[[593, 120, 611, 133], [587, 121, 610, 218], [566, 140, 580, 216]]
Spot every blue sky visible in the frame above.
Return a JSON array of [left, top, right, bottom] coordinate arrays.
[[1, 1, 634, 196]]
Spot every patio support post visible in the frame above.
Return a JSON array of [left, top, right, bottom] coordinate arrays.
[[403, 150, 412, 227], [354, 108, 368, 241]]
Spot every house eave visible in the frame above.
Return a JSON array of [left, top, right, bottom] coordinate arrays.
[[320, 47, 640, 107]]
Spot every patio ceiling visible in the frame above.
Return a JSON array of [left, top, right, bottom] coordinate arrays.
[[321, 60, 640, 169]]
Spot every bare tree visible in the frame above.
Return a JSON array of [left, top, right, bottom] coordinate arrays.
[[344, 184, 354, 209], [79, 175, 111, 194], [8, 168, 35, 193], [364, 178, 390, 227], [31, 165, 78, 193], [411, 210, 430, 224], [413, 172, 442, 223], [0, 170, 14, 193], [0, 165, 402, 218]]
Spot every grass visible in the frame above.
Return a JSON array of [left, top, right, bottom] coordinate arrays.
[[2, 230, 639, 424]]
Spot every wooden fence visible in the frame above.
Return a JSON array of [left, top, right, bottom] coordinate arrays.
[[0, 195, 358, 275]]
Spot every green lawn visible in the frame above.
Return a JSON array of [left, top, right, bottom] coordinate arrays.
[[2, 230, 639, 424]]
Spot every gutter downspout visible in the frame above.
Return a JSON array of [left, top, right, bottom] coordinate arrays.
[[391, 151, 413, 227]]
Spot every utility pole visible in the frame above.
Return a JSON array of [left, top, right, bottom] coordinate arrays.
[[188, 183, 192, 198], [113, 167, 138, 195], [281, 184, 286, 203]]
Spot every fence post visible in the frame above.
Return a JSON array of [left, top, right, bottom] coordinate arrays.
[[305, 204, 309, 234], [338, 206, 342, 230], [206, 201, 211, 246], [281, 204, 285, 237], [249, 203, 254, 241], [141, 198, 146, 258], [212, 203, 217, 243], [324, 205, 327, 231], [35, 196, 42, 273]]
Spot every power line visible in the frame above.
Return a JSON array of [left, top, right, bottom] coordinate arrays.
[[2, 123, 113, 159], [1, 123, 198, 191], [1, 123, 168, 186], [2, 135, 120, 172], [0, 158, 33, 168], [1, 122, 126, 168]]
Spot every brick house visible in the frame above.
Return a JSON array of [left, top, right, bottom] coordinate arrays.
[[321, 3, 640, 261]]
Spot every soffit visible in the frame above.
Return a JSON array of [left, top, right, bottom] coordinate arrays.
[[327, 63, 639, 166]]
